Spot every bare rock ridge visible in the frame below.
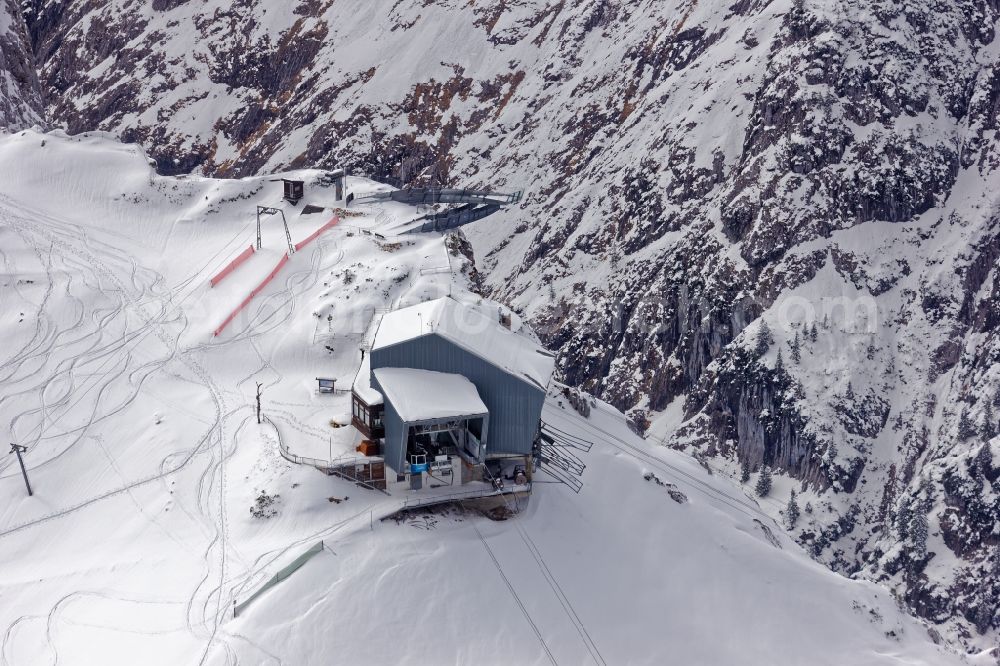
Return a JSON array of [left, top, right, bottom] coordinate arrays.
[[7, 0, 1000, 650], [0, 0, 43, 130]]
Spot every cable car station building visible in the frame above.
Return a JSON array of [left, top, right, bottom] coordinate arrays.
[[351, 297, 555, 496]]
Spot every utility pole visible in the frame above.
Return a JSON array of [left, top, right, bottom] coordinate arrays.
[[9, 443, 32, 496], [256, 382, 263, 424]]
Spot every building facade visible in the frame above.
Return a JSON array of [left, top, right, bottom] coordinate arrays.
[[351, 297, 555, 492]]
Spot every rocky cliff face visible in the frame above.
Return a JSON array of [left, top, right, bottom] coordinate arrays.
[[0, 0, 43, 130], [9, 0, 1000, 651]]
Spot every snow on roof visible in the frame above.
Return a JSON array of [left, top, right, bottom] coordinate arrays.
[[352, 354, 383, 405], [373, 368, 488, 423], [371, 297, 555, 390]]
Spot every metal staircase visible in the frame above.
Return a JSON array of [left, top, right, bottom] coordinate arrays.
[[353, 187, 522, 207], [535, 422, 593, 494], [354, 187, 523, 235]]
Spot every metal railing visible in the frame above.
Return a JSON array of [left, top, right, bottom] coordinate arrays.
[[353, 187, 522, 207], [359, 307, 392, 352], [234, 540, 325, 617], [263, 416, 388, 494], [398, 485, 523, 510]]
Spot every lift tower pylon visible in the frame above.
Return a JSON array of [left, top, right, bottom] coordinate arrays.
[[256, 206, 295, 255]]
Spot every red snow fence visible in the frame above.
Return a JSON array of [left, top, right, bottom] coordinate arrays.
[[210, 244, 256, 287], [294, 215, 340, 252], [213, 253, 290, 337]]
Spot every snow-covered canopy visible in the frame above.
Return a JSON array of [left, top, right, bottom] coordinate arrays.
[[352, 354, 383, 405], [373, 368, 488, 423], [372, 297, 555, 390]]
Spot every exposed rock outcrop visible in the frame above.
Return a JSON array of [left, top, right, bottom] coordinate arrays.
[[0, 0, 43, 130]]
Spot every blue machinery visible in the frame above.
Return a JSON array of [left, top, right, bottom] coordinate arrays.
[[353, 187, 523, 234]]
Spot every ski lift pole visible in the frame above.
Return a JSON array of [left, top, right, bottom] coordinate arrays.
[[256, 206, 295, 255], [9, 443, 32, 496], [280, 209, 294, 255]]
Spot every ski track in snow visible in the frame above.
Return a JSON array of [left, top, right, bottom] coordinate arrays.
[[0, 161, 404, 662], [0, 193, 234, 662]]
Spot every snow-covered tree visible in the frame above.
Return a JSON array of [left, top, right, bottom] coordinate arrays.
[[908, 496, 929, 565], [775, 348, 785, 375], [739, 459, 751, 483], [786, 490, 800, 528], [753, 320, 773, 357], [845, 381, 855, 400], [895, 501, 912, 540], [958, 407, 977, 441], [790, 378, 806, 402], [789, 331, 802, 363], [980, 402, 997, 440], [972, 592, 994, 635], [808, 321, 818, 343], [755, 465, 772, 497], [974, 443, 992, 477]]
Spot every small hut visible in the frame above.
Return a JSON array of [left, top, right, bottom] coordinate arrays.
[[282, 179, 304, 205]]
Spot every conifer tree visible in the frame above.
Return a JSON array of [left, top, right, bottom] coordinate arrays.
[[895, 501, 912, 541], [958, 408, 976, 441], [980, 402, 997, 440], [786, 490, 800, 528], [791, 379, 805, 401], [845, 381, 855, 400], [972, 592, 993, 635], [808, 321, 818, 343], [754, 320, 773, 357], [740, 459, 751, 483], [790, 331, 802, 363], [823, 441, 839, 475], [975, 443, 992, 476], [909, 496, 929, 565], [775, 349, 785, 375], [755, 465, 772, 497]]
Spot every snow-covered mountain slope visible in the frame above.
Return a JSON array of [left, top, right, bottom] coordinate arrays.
[[6, 0, 1000, 649], [0, 133, 966, 664], [0, 0, 42, 130], [220, 401, 964, 666]]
